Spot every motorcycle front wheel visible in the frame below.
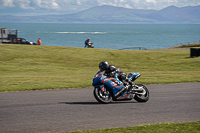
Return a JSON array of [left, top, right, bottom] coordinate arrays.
[[93, 87, 112, 104], [134, 84, 149, 102]]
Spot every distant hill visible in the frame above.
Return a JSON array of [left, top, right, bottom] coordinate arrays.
[[145, 5, 200, 23], [0, 5, 200, 24]]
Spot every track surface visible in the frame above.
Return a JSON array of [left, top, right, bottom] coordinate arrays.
[[0, 82, 200, 133]]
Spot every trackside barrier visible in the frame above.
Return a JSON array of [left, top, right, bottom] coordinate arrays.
[[119, 47, 147, 50]]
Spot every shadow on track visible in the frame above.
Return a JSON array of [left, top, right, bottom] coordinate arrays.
[[59, 100, 137, 105], [59, 102, 100, 105]]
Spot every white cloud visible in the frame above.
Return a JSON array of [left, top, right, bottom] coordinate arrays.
[[17, 0, 35, 9], [146, 0, 156, 3], [33, 0, 60, 9], [1, 0, 15, 7]]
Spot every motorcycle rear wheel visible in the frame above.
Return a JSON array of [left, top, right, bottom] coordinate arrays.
[[93, 87, 112, 104], [134, 84, 149, 102]]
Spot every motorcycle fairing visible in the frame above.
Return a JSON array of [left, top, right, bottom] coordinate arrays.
[[117, 92, 132, 100], [92, 71, 104, 86], [128, 72, 140, 81], [102, 77, 124, 94], [92, 71, 125, 96]]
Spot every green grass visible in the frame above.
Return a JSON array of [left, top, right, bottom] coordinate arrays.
[[68, 121, 200, 133], [0, 44, 199, 132], [169, 43, 200, 48], [0, 44, 200, 92]]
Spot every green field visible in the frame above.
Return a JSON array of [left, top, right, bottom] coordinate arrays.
[[69, 121, 200, 133], [1, 44, 200, 132], [0, 44, 200, 92]]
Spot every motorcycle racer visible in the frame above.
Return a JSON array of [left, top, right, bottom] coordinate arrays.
[[93, 61, 132, 99], [92, 61, 149, 103], [99, 61, 134, 86]]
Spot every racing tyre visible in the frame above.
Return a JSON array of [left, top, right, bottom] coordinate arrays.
[[93, 87, 112, 104], [134, 84, 149, 102]]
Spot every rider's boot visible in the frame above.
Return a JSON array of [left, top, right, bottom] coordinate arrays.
[[126, 81, 143, 93], [131, 85, 144, 93], [125, 79, 134, 93]]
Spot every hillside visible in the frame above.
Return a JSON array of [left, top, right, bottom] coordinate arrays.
[[145, 5, 200, 23], [0, 5, 200, 24]]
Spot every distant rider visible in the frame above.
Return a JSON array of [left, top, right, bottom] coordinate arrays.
[[84, 38, 90, 48]]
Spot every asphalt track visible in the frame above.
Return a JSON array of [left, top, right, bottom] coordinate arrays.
[[0, 82, 200, 133]]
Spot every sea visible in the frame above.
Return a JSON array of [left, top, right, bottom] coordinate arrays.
[[1, 23, 200, 50]]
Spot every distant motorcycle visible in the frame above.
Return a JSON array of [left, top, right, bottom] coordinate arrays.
[[85, 42, 94, 48], [92, 71, 149, 104], [87, 43, 94, 48]]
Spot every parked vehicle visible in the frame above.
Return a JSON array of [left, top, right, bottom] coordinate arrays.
[[92, 71, 149, 104], [13, 38, 37, 45], [0, 28, 17, 43]]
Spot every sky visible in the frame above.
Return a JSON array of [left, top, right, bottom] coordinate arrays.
[[0, 0, 200, 16]]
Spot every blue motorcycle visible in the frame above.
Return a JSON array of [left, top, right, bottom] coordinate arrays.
[[92, 71, 149, 104]]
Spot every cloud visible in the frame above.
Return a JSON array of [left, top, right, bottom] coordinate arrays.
[[1, 0, 15, 7]]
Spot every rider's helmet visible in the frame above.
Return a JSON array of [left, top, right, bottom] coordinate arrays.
[[88, 38, 90, 40], [99, 61, 109, 71]]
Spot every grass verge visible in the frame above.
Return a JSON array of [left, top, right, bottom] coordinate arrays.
[[0, 44, 200, 92], [69, 121, 200, 133], [169, 43, 200, 48]]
